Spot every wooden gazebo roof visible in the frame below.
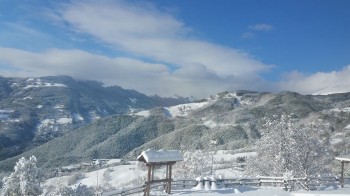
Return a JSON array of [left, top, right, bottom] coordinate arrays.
[[137, 149, 183, 164], [336, 156, 350, 163]]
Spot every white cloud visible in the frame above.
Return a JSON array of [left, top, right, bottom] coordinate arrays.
[[2, 1, 349, 98], [0, 2, 292, 98], [248, 23, 274, 32], [279, 65, 350, 94], [0, 47, 274, 98], [53, 1, 271, 77], [0, 0, 276, 97], [3, 46, 350, 97], [0, 47, 167, 77]]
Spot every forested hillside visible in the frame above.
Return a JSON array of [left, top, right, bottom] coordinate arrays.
[[1, 91, 350, 171], [0, 76, 187, 162]]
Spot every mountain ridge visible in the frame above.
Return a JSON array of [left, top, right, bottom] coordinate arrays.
[[0, 75, 188, 161], [1, 90, 350, 171]]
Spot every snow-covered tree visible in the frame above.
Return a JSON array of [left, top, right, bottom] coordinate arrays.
[[173, 150, 211, 179], [246, 114, 333, 178], [2, 156, 43, 196]]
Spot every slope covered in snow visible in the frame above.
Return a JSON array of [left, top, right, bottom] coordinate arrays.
[[134, 92, 246, 118], [135, 101, 209, 117], [313, 85, 350, 95]]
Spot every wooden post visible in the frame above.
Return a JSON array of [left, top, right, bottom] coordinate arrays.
[[165, 165, 169, 193], [341, 161, 344, 188], [168, 164, 173, 194], [145, 164, 152, 196], [259, 178, 261, 187], [283, 179, 288, 191], [151, 165, 155, 181]]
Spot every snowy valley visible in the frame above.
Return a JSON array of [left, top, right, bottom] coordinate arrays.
[[1, 77, 350, 195]]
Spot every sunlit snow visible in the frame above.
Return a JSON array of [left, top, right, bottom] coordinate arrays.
[[135, 101, 208, 117], [56, 117, 72, 124], [313, 85, 350, 95]]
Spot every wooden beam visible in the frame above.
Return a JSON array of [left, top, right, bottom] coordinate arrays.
[[147, 179, 170, 183], [341, 161, 344, 188], [147, 161, 176, 166]]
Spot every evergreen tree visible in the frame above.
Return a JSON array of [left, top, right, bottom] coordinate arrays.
[[2, 156, 43, 196]]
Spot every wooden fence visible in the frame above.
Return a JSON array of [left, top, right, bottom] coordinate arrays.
[[102, 176, 350, 196]]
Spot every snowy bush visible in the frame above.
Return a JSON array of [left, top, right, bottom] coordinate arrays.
[[246, 114, 333, 179], [2, 156, 43, 196]]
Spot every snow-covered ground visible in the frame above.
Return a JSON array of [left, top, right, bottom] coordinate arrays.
[[44, 161, 146, 189], [120, 186, 350, 196], [174, 187, 350, 195], [135, 101, 209, 118], [41, 150, 350, 195], [157, 187, 292, 196], [164, 102, 209, 117]]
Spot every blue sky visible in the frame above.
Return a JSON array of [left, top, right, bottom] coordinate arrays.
[[0, 0, 350, 97]]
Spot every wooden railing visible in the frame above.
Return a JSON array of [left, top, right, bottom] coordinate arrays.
[[102, 176, 350, 196]]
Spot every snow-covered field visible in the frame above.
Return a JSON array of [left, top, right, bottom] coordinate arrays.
[[109, 186, 350, 196], [41, 151, 350, 195]]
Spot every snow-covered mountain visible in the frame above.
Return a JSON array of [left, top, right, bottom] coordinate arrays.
[[2, 90, 350, 172], [0, 76, 187, 162]]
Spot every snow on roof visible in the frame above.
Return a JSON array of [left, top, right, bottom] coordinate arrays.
[[335, 156, 350, 162], [137, 149, 183, 163]]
